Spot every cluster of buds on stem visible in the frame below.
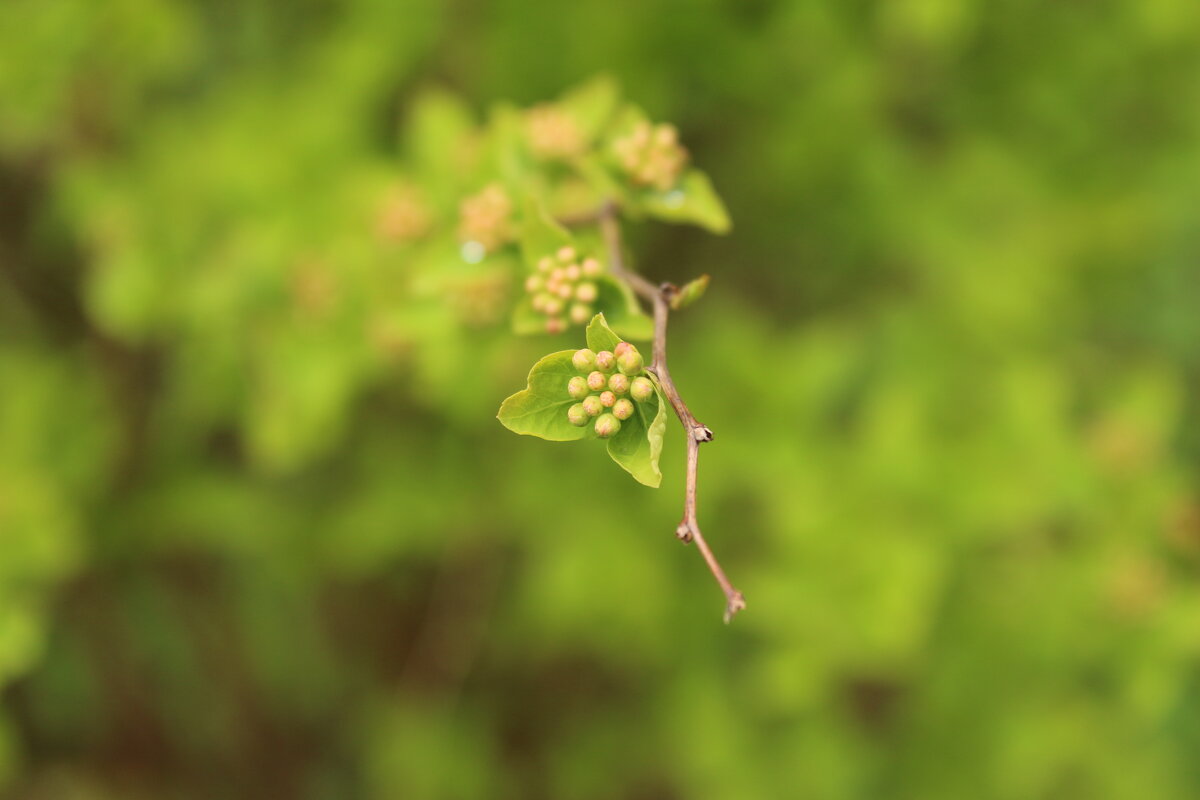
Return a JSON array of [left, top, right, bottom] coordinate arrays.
[[526, 104, 585, 161], [525, 246, 605, 334], [458, 183, 514, 254], [612, 121, 688, 191], [565, 342, 653, 438]]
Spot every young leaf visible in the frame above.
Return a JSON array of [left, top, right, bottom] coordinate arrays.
[[406, 88, 477, 192], [497, 350, 591, 441], [606, 380, 666, 487], [638, 169, 731, 234], [585, 313, 622, 353], [557, 75, 620, 141], [520, 197, 572, 269], [670, 274, 710, 310]]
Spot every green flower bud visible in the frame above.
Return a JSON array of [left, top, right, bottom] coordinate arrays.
[[565, 264, 581, 281], [608, 373, 630, 394], [614, 342, 633, 358], [569, 302, 592, 325], [612, 398, 634, 420], [595, 350, 616, 371], [630, 376, 654, 402], [594, 413, 621, 438], [567, 403, 589, 426], [567, 375, 590, 399], [545, 317, 566, 334], [586, 371, 607, 391], [617, 348, 644, 375], [581, 395, 603, 417], [575, 282, 598, 303], [538, 256, 554, 272], [542, 296, 563, 316], [557, 246, 577, 263], [525, 275, 543, 293], [599, 391, 616, 407], [582, 258, 602, 277], [572, 349, 596, 372]]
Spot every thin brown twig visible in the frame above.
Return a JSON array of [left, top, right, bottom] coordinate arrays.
[[596, 204, 746, 623]]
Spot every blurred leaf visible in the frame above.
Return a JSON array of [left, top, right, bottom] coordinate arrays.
[[637, 169, 731, 234], [670, 274, 710, 310]]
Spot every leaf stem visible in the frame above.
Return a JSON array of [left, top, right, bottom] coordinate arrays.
[[596, 204, 746, 623]]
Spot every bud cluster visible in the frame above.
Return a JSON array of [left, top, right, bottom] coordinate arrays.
[[526, 104, 586, 161], [612, 121, 688, 191], [376, 183, 433, 244], [458, 183, 514, 253], [565, 344, 654, 438], [525, 246, 605, 334]]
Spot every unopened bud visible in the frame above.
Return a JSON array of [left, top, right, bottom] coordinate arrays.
[[599, 391, 616, 407], [550, 267, 565, 282], [565, 264, 581, 281], [581, 395, 603, 417], [612, 398, 634, 420], [572, 349, 597, 372], [567, 375, 590, 399], [595, 350, 616, 371], [525, 275, 543, 293], [556, 284, 573, 300], [586, 371, 607, 391], [575, 282, 598, 303], [545, 317, 566, 334], [532, 293, 551, 312], [582, 258, 602, 277], [614, 342, 633, 358], [594, 413, 621, 438], [538, 257, 554, 273], [569, 303, 592, 325], [630, 376, 654, 402], [543, 297, 563, 316], [617, 348, 644, 375], [557, 246, 576, 263], [567, 403, 589, 426], [608, 373, 630, 394]]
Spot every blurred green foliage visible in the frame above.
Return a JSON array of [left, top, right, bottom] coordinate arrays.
[[3, 0, 1200, 798]]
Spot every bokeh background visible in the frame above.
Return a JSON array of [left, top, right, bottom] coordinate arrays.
[[4, 0, 1200, 797]]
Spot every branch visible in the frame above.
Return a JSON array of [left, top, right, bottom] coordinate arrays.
[[597, 205, 746, 623]]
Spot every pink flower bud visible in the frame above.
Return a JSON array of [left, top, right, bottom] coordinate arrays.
[[572, 349, 596, 372], [594, 413, 621, 438], [567, 403, 589, 426]]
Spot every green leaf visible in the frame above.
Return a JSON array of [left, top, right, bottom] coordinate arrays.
[[520, 197, 572, 269], [606, 382, 666, 488], [497, 350, 590, 441], [638, 169, 731, 234], [670, 274, 710, 310], [405, 88, 476, 187], [557, 75, 621, 141], [585, 313, 622, 352]]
